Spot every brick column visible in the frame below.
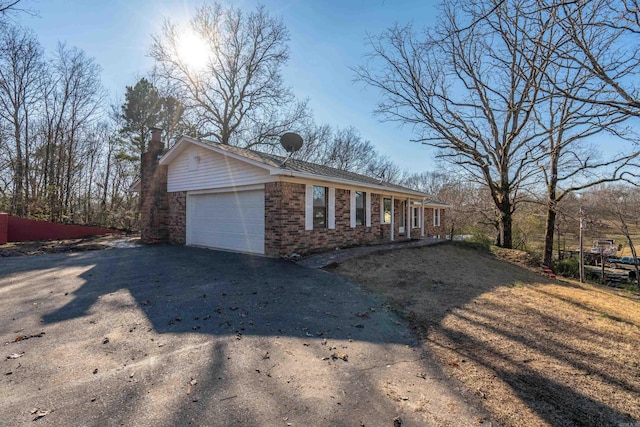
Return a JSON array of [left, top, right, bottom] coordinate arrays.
[[140, 129, 169, 243]]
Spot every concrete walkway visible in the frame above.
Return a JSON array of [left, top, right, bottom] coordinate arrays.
[[297, 238, 447, 269]]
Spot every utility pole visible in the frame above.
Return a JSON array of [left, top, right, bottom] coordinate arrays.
[[579, 207, 585, 283]]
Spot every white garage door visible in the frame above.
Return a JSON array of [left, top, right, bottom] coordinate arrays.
[[187, 189, 265, 254]]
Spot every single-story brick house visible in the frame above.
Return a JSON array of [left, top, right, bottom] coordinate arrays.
[[137, 129, 448, 257]]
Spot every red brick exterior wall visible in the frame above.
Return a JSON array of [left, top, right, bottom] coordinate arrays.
[[423, 207, 446, 238], [168, 191, 187, 244], [264, 182, 417, 257]]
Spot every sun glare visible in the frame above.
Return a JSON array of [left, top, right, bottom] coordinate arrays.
[[176, 31, 209, 71]]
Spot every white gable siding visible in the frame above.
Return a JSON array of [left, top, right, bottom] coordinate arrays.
[[167, 147, 270, 192]]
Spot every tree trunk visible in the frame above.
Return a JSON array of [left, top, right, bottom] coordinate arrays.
[[543, 148, 559, 267], [543, 208, 556, 266], [496, 194, 513, 248], [557, 223, 561, 261], [12, 111, 24, 217], [499, 209, 513, 248]]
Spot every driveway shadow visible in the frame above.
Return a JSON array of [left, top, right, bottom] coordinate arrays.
[[36, 245, 414, 344], [1, 245, 493, 425], [2, 245, 637, 425]]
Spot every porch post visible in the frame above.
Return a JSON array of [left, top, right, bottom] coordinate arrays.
[[421, 199, 425, 237], [390, 196, 395, 241], [407, 198, 411, 239]]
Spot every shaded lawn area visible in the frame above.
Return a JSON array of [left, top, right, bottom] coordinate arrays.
[[331, 243, 640, 427]]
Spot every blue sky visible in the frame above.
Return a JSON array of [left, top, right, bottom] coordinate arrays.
[[18, 0, 440, 173]]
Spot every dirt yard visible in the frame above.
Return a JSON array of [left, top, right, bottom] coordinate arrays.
[[331, 243, 640, 427], [0, 234, 139, 257]]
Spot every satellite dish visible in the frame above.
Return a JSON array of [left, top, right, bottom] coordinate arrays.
[[280, 132, 303, 153]]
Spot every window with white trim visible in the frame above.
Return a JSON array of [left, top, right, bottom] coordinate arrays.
[[382, 198, 392, 224], [355, 191, 366, 226], [412, 206, 420, 228], [433, 208, 441, 227], [313, 186, 327, 228]]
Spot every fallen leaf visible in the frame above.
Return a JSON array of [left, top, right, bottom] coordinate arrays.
[[30, 408, 52, 420], [6, 353, 23, 360], [330, 353, 348, 362], [12, 332, 45, 342]]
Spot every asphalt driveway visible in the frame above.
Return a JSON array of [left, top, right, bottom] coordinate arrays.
[[0, 245, 490, 426]]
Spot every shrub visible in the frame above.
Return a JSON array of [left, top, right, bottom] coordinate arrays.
[[553, 257, 580, 278], [467, 228, 493, 248], [527, 249, 543, 265]]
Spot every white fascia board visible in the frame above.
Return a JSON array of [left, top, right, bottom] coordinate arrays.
[[128, 179, 141, 193], [410, 199, 451, 208], [273, 170, 428, 199], [159, 136, 279, 174], [424, 202, 452, 208], [158, 135, 191, 165]]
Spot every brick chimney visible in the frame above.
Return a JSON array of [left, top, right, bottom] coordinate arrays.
[[140, 128, 169, 243]]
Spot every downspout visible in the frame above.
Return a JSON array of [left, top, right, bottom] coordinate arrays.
[[390, 196, 395, 241], [421, 198, 425, 237], [407, 198, 411, 239]]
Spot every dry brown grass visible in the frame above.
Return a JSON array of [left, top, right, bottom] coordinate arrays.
[[331, 243, 640, 427]]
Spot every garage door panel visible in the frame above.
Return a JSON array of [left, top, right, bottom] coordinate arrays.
[[187, 189, 265, 254]]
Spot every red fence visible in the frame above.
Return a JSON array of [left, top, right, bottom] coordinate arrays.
[[0, 213, 123, 244]]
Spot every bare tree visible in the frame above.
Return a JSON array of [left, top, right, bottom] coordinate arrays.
[[0, 24, 43, 216], [0, 0, 32, 19], [150, 3, 308, 148], [355, 0, 556, 248], [450, 0, 640, 263], [37, 43, 105, 221], [290, 122, 333, 164], [366, 156, 402, 183], [322, 127, 378, 174], [528, 3, 640, 265], [547, 0, 640, 117], [401, 170, 496, 239]]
